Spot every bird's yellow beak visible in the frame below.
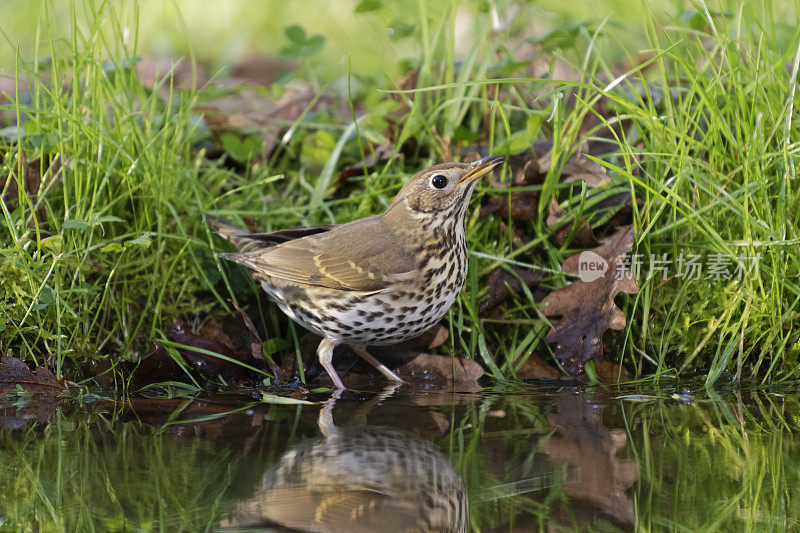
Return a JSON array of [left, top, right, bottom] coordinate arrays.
[[455, 155, 504, 187]]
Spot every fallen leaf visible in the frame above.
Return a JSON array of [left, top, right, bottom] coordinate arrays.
[[231, 55, 296, 87], [0, 355, 66, 396], [547, 197, 599, 248], [227, 302, 265, 359], [535, 140, 611, 188], [561, 151, 611, 188], [395, 353, 484, 384], [197, 318, 239, 355], [479, 159, 543, 220], [394, 323, 449, 351], [97, 318, 270, 389], [599, 193, 639, 232], [480, 191, 538, 220], [432, 127, 452, 162], [333, 349, 484, 391], [545, 393, 638, 525], [539, 225, 639, 374], [515, 353, 562, 379], [336, 138, 396, 181], [199, 80, 330, 157], [592, 360, 630, 383], [168, 319, 261, 382], [479, 265, 544, 316], [135, 56, 209, 92], [104, 341, 184, 387], [462, 151, 481, 164], [0, 152, 65, 225]]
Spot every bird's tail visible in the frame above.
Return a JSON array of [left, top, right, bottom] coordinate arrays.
[[205, 215, 257, 251]]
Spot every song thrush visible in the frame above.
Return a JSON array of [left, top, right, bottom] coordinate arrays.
[[211, 155, 503, 389], [222, 393, 468, 532]]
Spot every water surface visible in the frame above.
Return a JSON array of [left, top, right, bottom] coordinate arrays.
[[1, 381, 798, 531]]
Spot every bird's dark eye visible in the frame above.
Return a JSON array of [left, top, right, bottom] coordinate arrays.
[[431, 175, 448, 189]]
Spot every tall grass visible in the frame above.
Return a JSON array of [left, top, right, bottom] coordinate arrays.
[[0, 0, 229, 376], [449, 1, 800, 384], [0, 0, 799, 383]]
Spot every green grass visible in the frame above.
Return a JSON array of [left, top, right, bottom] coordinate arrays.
[[1, 0, 799, 385]]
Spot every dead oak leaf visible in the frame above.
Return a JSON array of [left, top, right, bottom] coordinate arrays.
[[561, 151, 611, 188], [479, 159, 543, 220], [395, 353, 484, 388], [547, 197, 599, 248], [537, 140, 611, 188], [545, 394, 638, 524], [539, 225, 638, 374], [0, 356, 66, 396], [479, 138, 610, 224], [479, 265, 544, 316]]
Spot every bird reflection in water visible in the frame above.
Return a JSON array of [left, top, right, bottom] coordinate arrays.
[[220, 387, 468, 532]]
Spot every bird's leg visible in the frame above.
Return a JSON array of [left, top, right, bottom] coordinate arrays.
[[351, 345, 404, 383], [317, 389, 343, 437], [318, 338, 346, 390]]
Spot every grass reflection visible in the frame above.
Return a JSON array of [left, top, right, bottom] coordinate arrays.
[[0, 385, 798, 531]]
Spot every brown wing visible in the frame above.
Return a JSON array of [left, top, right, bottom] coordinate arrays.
[[221, 215, 417, 292], [243, 224, 335, 245], [221, 487, 421, 531], [207, 215, 335, 252]]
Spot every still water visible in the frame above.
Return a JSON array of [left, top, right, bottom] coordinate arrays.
[[1, 381, 798, 531]]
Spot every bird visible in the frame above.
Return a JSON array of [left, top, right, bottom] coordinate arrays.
[[210, 155, 503, 390], [220, 392, 468, 532]]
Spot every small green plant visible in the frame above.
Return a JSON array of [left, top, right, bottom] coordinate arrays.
[[278, 24, 325, 59]]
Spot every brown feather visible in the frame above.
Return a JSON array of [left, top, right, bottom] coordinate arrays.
[[223, 487, 421, 532], [216, 214, 417, 292]]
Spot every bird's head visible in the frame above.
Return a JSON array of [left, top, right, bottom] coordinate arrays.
[[388, 156, 504, 222]]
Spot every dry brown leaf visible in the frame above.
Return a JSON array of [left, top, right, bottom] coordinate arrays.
[[231, 55, 295, 87], [561, 153, 611, 188], [537, 140, 610, 188], [516, 158, 542, 185], [228, 301, 266, 360], [135, 56, 209, 92], [479, 266, 543, 316], [462, 151, 481, 164], [396, 353, 484, 384], [479, 159, 543, 220], [539, 225, 639, 374], [515, 353, 562, 379], [336, 350, 483, 391], [336, 139, 396, 182], [199, 80, 330, 156], [480, 193, 538, 220], [111, 341, 183, 387], [545, 394, 638, 525], [547, 197, 599, 248], [432, 127, 452, 162], [0, 151, 64, 225], [393, 323, 449, 351], [0, 356, 66, 396], [169, 319, 262, 382], [592, 360, 631, 383]]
